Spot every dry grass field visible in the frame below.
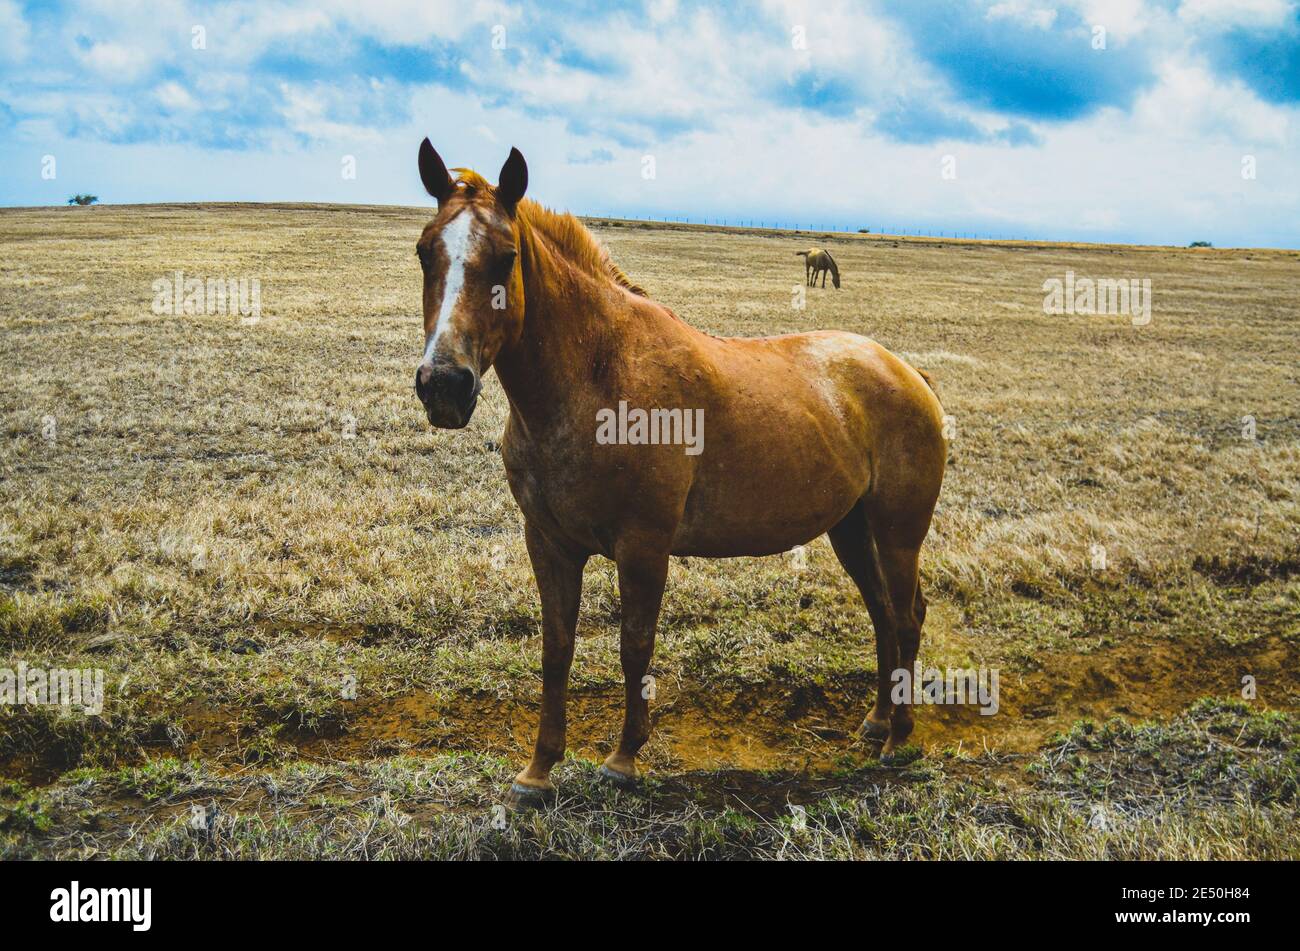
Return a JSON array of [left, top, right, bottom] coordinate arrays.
[[1, 202, 1298, 859]]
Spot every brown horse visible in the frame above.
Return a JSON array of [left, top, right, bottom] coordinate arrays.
[[412, 141, 946, 805], [797, 248, 840, 288]]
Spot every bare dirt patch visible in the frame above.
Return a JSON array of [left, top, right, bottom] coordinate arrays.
[[189, 627, 1297, 777]]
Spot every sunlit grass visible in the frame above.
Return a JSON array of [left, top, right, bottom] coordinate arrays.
[[1, 204, 1297, 858]]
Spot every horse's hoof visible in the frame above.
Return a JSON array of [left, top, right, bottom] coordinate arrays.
[[880, 736, 919, 763], [882, 717, 914, 758], [598, 764, 639, 788], [506, 781, 554, 810], [858, 716, 891, 741]]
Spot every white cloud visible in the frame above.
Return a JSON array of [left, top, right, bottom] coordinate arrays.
[[79, 42, 150, 83], [986, 1, 1059, 30], [1178, 0, 1297, 28], [1131, 56, 1293, 148], [326, 0, 508, 45], [276, 82, 386, 145], [0, 0, 29, 61], [647, 0, 679, 24], [1065, 0, 1167, 44], [155, 81, 197, 111]]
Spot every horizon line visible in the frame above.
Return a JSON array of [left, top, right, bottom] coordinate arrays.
[[5, 200, 1297, 253]]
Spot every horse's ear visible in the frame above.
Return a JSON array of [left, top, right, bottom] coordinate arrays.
[[497, 147, 528, 213], [419, 138, 454, 206]]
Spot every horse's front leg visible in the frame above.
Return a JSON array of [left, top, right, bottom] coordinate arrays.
[[600, 544, 670, 785], [510, 523, 587, 805]]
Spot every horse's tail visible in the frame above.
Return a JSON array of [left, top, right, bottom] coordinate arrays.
[[825, 251, 840, 288], [913, 367, 941, 407]]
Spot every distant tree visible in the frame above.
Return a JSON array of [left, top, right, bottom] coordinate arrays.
[[1189, 240, 1212, 248], [67, 194, 99, 206], [858, 228, 871, 234]]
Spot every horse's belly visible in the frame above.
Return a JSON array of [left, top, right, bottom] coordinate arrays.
[[671, 509, 849, 557], [670, 445, 866, 557], [668, 366, 873, 555]]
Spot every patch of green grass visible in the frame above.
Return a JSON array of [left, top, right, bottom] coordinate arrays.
[[1031, 702, 1299, 818], [4, 701, 1297, 860]]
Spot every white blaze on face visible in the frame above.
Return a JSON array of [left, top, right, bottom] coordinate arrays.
[[422, 210, 480, 364]]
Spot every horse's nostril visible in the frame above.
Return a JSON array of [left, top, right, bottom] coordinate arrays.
[[414, 364, 433, 400], [451, 366, 476, 401], [415, 362, 476, 410]]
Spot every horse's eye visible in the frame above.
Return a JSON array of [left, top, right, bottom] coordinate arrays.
[[497, 249, 518, 269]]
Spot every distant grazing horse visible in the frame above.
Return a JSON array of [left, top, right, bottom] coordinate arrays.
[[797, 248, 840, 288], [412, 141, 945, 805]]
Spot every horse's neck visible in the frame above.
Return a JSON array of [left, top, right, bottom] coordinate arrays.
[[493, 232, 625, 429]]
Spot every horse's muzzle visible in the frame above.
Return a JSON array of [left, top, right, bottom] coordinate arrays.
[[415, 360, 480, 429]]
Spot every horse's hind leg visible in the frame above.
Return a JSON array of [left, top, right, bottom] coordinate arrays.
[[872, 542, 924, 754], [827, 499, 897, 743], [830, 500, 929, 754]]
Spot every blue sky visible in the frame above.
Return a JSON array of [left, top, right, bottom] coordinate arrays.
[[2, 0, 1298, 246]]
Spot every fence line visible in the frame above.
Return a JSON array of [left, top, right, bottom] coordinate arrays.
[[579, 212, 1031, 242]]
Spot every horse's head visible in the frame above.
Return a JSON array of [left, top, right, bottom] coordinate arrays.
[[413, 140, 528, 429]]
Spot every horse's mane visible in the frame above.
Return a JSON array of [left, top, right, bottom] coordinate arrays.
[[452, 169, 647, 298]]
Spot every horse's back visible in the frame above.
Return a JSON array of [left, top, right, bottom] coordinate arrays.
[[668, 328, 943, 555], [715, 329, 939, 425], [794, 331, 936, 413]]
